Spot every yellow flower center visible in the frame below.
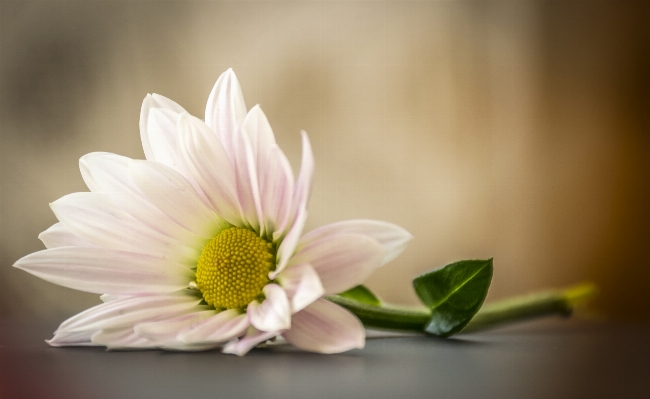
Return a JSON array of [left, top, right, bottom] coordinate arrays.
[[196, 227, 274, 310]]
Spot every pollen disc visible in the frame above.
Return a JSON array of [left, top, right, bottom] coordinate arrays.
[[196, 227, 274, 310]]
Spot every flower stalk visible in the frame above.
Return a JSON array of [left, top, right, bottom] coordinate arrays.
[[327, 282, 597, 335]]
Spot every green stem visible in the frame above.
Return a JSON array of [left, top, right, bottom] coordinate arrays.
[[326, 282, 597, 335], [326, 296, 431, 332]]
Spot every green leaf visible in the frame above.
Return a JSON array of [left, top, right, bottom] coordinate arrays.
[[412, 258, 493, 337], [336, 285, 382, 306]]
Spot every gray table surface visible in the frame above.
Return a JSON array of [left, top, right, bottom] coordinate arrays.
[[1, 318, 648, 399]]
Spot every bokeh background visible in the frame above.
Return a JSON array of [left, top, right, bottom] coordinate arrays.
[[1, 1, 648, 323]]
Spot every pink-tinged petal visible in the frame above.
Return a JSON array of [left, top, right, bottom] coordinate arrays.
[[147, 108, 181, 167], [92, 328, 156, 350], [284, 131, 314, 237], [177, 113, 242, 226], [79, 157, 101, 192], [205, 69, 247, 157], [98, 314, 221, 351], [14, 247, 194, 295], [129, 160, 223, 239], [140, 93, 186, 162], [79, 153, 204, 247], [179, 309, 249, 344], [157, 341, 221, 352], [299, 220, 413, 265], [47, 330, 96, 347], [134, 311, 233, 351], [100, 294, 128, 303], [273, 207, 307, 277], [283, 298, 365, 354], [231, 128, 263, 232], [38, 222, 95, 249], [134, 310, 216, 342], [54, 294, 201, 333], [242, 105, 277, 171], [276, 263, 324, 313], [221, 327, 278, 357], [50, 192, 199, 264], [260, 145, 295, 236], [289, 233, 385, 295], [247, 284, 291, 332]]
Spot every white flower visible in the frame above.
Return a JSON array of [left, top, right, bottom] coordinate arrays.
[[14, 69, 412, 355]]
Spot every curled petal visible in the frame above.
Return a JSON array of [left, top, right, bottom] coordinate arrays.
[[299, 219, 413, 265], [221, 327, 278, 357], [273, 207, 308, 277], [276, 263, 324, 313], [178, 310, 249, 344], [247, 284, 291, 332], [283, 131, 314, 238], [283, 299, 365, 354], [289, 233, 385, 295], [14, 247, 194, 295]]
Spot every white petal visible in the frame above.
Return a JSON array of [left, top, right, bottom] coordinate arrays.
[[47, 330, 96, 347], [221, 327, 278, 357], [92, 309, 220, 351], [285, 131, 314, 235], [242, 105, 277, 171], [260, 145, 295, 236], [55, 294, 201, 333], [100, 294, 128, 303], [178, 309, 249, 344], [147, 108, 182, 167], [79, 157, 101, 192], [299, 220, 413, 265], [92, 328, 156, 349], [273, 207, 307, 277], [129, 160, 223, 239], [14, 247, 194, 295], [79, 152, 204, 247], [140, 93, 186, 162], [205, 68, 247, 157], [50, 192, 199, 263], [283, 298, 365, 354], [276, 263, 324, 313], [247, 284, 291, 332], [134, 310, 215, 342], [289, 233, 385, 295], [177, 113, 242, 225], [231, 127, 263, 232], [38, 222, 95, 249], [157, 341, 221, 352]]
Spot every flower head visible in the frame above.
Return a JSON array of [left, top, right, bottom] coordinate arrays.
[[15, 69, 412, 355]]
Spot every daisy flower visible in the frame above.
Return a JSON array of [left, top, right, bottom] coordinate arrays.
[[14, 69, 412, 355]]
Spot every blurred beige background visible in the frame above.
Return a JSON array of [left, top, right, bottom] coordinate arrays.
[[1, 1, 648, 323]]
